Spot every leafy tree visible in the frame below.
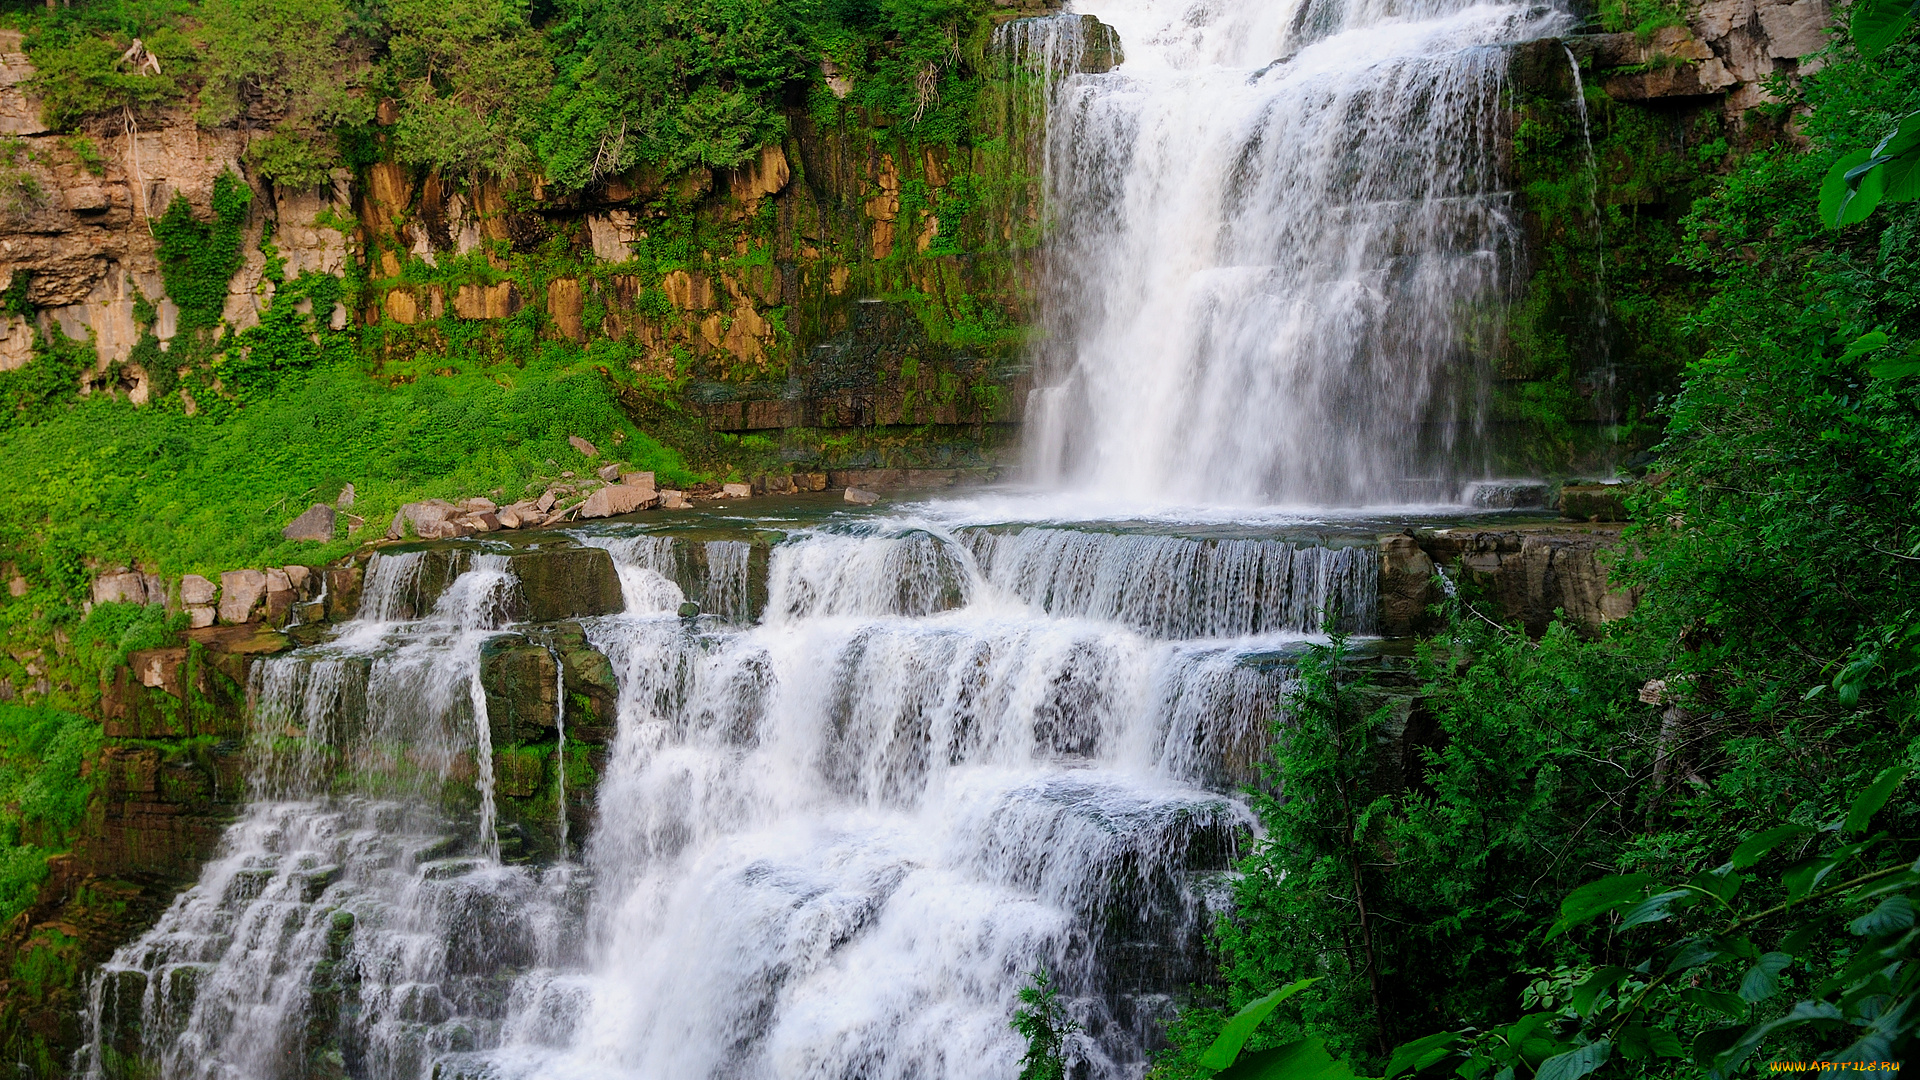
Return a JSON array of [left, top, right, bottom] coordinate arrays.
[[196, 0, 373, 187], [381, 0, 553, 177]]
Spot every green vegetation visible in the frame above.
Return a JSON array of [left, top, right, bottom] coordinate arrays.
[[0, 704, 102, 925], [1148, 14, 1920, 1080]]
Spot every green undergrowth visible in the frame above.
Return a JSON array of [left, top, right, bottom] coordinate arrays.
[[0, 704, 102, 926], [0, 349, 695, 590]]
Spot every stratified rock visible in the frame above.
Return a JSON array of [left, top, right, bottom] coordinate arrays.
[[569, 435, 599, 459], [504, 548, 623, 621], [1378, 533, 1438, 637], [282, 504, 336, 542], [722, 483, 751, 498], [800, 473, 829, 492], [179, 574, 216, 605], [580, 484, 659, 518], [218, 570, 268, 624], [480, 634, 560, 744], [325, 566, 363, 622], [844, 487, 880, 505]]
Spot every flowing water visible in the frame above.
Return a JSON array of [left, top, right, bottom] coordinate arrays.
[[1021, 0, 1574, 504], [79, 0, 1581, 1068], [80, 517, 1384, 1079]]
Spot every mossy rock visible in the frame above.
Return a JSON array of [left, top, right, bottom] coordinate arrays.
[[504, 547, 622, 622], [1559, 483, 1630, 522]]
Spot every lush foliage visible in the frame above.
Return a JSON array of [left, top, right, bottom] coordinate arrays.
[[152, 170, 251, 332], [0, 704, 101, 925], [1012, 969, 1079, 1080]]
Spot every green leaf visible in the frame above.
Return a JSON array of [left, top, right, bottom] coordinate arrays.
[[1534, 1040, 1610, 1080], [1679, 987, 1749, 1019], [1851, 0, 1920, 57], [1384, 1031, 1459, 1078], [1709, 1000, 1843, 1077], [1619, 889, 1695, 931], [1664, 936, 1724, 974], [1570, 967, 1632, 1017], [1213, 1036, 1362, 1080], [1823, 147, 1885, 226], [1199, 979, 1322, 1070], [1784, 856, 1842, 901], [1846, 766, 1908, 833], [1866, 346, 1920, 379], [1645, 1027, 1685, 1058], [1547, 874, 1655, 939], [1848, 894, 1915, 936], [1685, 869, 1744, 908], [1738, 953, 1793, 1003], [1841, 331, 1891, 361]]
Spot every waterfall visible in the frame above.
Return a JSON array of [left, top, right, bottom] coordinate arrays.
[[1026, 0, 1575, 505]]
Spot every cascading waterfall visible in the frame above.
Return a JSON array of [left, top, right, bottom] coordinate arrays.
[[1024, 0, 1575, 504], [83, 516, 1377, 1079]]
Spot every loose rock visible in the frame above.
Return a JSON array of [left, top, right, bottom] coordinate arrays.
[[218, 570, 269, 624], [336, 483, 356, 509], [581, 484, 660, 518], [722, 483, 752, 498], [282, 504, 336, 542], [179, 574, 216, 605], [844, 487, 880, 505], [620, 471, 655, 488], [659, 490, 693, 510], [569, 435, 599, 459], [596, 463, 622, 482]]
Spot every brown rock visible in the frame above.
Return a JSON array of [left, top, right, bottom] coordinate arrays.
[[722, 483, 752, 498], [844, 487, 880, 505], [580, 484, 659, 518], [217, 570, 268, 624], [569, 435, 599, 459], [659, 490, 693, 510], [597, 463, 622, 482], [282, 503, 336, 542]]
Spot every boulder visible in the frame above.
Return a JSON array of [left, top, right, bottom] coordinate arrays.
[[1378, 533, 1439, 636], [283, 565, 312, 596], [218, 570, 269, 624], [463, 512, 500, 532], [659, 490, 693, 510], [568, 435, 599, 459], [536, 491, 557, 513], [504, 548, 624, 621], [580, 484, 659, 518], [800, 473, 829, 492], [336, 483, 356, 509], [596, 463, 622, 482], [93, 572, 152, 606], [179, 574, 216, 605], [722, 483, 751, 498], [461, 497, 498, 513], [620, 471, 655, 488], [186, 605, 216, 629], [283, 504, 336, 542], [844, 487, 880, 505]]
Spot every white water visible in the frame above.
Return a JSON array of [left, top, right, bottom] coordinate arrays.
[[1021, 0, 1574, 504]]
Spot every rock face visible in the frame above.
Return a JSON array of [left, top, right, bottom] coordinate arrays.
[[504, 548, 624, 622], [1560, 483, 1630, 522], [1403, 525, 1640, 635], [282, 503, 336, 541]]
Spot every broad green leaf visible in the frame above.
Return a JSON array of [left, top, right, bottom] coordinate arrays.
[[1709, 1000, 1843, 1077], [1851, 0, 1920, 57], [1570, 967, 1632, 1017], [1738, 953, 1793, 1003], [1784, 856, 1842, 901], [1213, 1036, 1362, 1080], [1841, 331, 1891, 361], [1534, 1040, 1610, 1080], [1685, 869, 1744, 908], [1866, 347, 1920, 380], [1384, 1031, 1459, 1078], [1849, 895, 1916, 937], [1619, 889, 1695, 931], [1822, 148, 1887, 227], [1547, 874, 1655, 939], [1664, 936, 1723, 974], [1645, 1027, 1685, 1058], [1847, 868, 1920, 901], [1199, 978, 1322, 1070], [1732, 824, 1815, 868], [1846, 766, 1909, 833], [1679, 987, 1748, 1019]]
